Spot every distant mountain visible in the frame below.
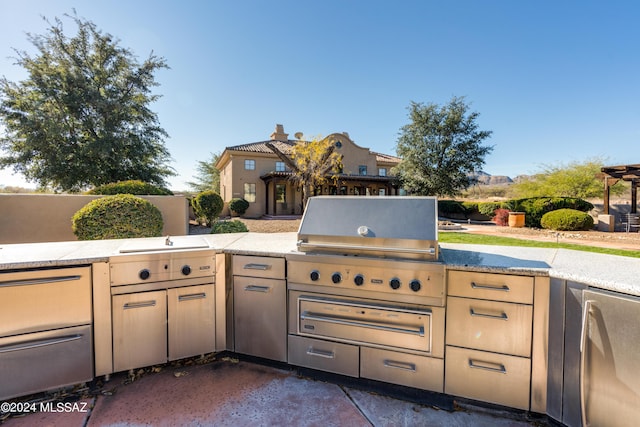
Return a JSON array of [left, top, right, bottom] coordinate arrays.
[[469, 171, 514, 185]]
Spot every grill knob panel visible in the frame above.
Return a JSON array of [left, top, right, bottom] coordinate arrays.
[[389, 278, 401, 290], [354, 274, 364, 286], [331, 272, 342, 284], [310, 270, 320, 281], [139, 269, 151, 280], [410, 279, 421, 292], [181, 265, 192, 276]]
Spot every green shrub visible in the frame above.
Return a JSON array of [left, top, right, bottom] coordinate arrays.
[[541, 209, 594, 231], [192, 190, 224, 225], [211, 220, 248, 234], [87, 180, 173, 195], [438, 200, 468, 218], [72, 194, 163, 240], [478, 202, 503, 217], [508, 197, 594, 228], [229, 198, 250, 216]]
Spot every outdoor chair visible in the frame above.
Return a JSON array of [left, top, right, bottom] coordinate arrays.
[[621, 213, 640, 232]]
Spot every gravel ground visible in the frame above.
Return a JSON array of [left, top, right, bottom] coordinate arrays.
[[190, 218, 640, 251]]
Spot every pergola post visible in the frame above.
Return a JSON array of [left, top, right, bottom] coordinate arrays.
[[632, 179, 638, 214]]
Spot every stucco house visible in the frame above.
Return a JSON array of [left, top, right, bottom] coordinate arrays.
[[215, 124, 402, 218]]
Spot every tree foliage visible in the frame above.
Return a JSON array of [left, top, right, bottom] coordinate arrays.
[[393, 97, 493, 197], [0, 12, 174, 192], [266, 135, 343, 210], [187, 152, 221, 193], [509, 158, 624, 199]]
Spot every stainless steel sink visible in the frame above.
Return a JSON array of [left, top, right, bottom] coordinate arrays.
[[117, 236, 209, 253]]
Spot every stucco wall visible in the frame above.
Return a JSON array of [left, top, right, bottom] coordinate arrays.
[[0, 194, 189, 244]]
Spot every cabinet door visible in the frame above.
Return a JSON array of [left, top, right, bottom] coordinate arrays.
[[167, 284, 216, 361], [112, 290, 167, 372], [234, 277, 287, 361], [580, 290, 640, 427]]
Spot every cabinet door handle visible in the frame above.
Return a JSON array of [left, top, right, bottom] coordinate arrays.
[[306, 347, 335, 359], [243, 263, 271, 271], [471, 282, 510, 292], [0, 334, 82, 353], [123, 300, 156, 309], [468, 358, 507, 374], [469, 307, 508, 320], [178, 292, 207, 301], [580, 299, 594, 427], [244, 285, 271, 293], [0, 275, 82, 288], [383, 359, 417, 372]]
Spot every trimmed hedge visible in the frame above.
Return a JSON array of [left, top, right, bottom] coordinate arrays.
[[211, 220, 249, 234], [192, 191, 224, 226], [541, 209, 594, 231], [507, 197, 594, 228], [229, 198, 250, 216], [438, 200, 468, 217], [87, 180, 173, 195], [72, 194, 164, 240]]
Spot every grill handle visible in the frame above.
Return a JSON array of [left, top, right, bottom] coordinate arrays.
[[297, 241, 436, 255]]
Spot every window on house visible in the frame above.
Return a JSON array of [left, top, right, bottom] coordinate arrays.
[[275, 161, 285, 172], [359, 165, 367, 175], [244, 183, 256, 202], [276, 184, 286, 203], [378, 168, 387, 177], [245, 159, 255, 170]]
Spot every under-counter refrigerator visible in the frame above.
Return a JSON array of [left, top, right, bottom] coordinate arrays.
[[581, 289, 640, 427]]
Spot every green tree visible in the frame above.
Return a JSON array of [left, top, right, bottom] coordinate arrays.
[[266, 135, 343, 210], [187, 152, 221, 193], [0, 13, 174, 192], [393, 97, 493, 197], [509, 158, 625, 199]]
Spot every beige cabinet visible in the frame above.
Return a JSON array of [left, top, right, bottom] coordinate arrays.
[[445, 270, 547, 411], [232, 255, 287, 362]]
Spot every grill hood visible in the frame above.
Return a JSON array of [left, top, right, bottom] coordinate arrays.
[[297, 196, 439, 261]]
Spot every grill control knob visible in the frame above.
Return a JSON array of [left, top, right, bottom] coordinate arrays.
[[310, 270, 320, 281], [410, 279, 421, 292], [181, 265, 192, 276], [354, 274, 364, 286], [389, 278, 401, 290], [139, 269, 151, 280], [331, 272, 342, 284]]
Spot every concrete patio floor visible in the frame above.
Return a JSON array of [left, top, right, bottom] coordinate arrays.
[[3, 355, 549, 427]]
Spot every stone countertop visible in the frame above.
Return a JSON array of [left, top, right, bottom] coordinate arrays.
[[1, 233, 639, 297]]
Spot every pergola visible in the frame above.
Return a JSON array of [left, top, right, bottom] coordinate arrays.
[[599, 164, 640, 214]]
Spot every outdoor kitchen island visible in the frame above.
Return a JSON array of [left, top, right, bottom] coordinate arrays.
[[1, 227, 640, 426]]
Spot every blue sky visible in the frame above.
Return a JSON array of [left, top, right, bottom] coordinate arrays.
[[1, 0, 639, 190]]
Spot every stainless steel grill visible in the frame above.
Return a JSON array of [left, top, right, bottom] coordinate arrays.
[[296, 196, 439, 261]]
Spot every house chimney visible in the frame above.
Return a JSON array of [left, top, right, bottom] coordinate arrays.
[[270, 124, 289, 141]]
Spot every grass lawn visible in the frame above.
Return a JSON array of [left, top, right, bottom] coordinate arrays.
[[439, 232, 640, 259]]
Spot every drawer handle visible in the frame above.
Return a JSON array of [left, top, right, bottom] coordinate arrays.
[[468, 359, 507, 374], [469, 308, 508, 320], [383, 359, 417, 372], [471, 282, 510, 292], [0, 275, 82, 288], [123, 300, 156, 309], [306, 347, 335, 359], [0, 334, 83, 353], [243, 263, 271, 271], [244, 285, 271, 293], [178, 292, 207, 301]]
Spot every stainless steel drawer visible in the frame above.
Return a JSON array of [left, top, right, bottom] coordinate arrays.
[[447, 271, 534, 304], [445, 345, 531, 410], [0, 266, 91, 337], [233, 255, 285, 279], [446, 296, 533, 357], [288, 335, 359, 377], [0, 325, 93, 400], [360, 347, 444, 392]]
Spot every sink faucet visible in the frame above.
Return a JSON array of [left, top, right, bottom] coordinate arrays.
[[165, 235, 173, 246]]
